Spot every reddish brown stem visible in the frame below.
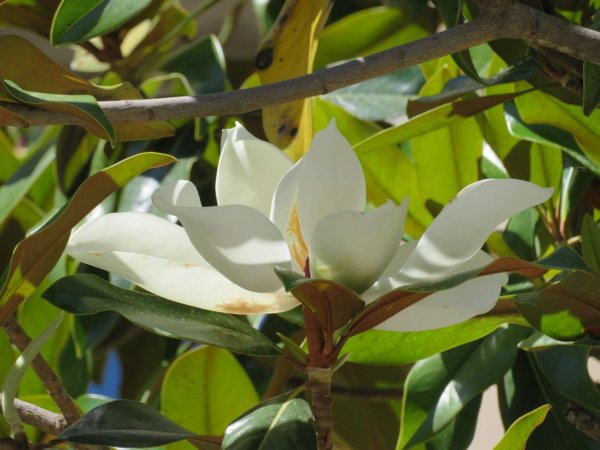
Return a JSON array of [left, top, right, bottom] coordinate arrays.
[[307, 367, 333, 450]]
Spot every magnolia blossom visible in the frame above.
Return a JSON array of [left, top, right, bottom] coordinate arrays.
[[67, 122, 552, 331]]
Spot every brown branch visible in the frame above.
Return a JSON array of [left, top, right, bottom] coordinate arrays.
[[0, 1, 599, 128], [3, 316, 81, 425], [12, 399, 67, 436]]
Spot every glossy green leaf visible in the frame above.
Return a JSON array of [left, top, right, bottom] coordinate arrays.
[[534, 346, 600, 413], [162, 347, 258, 450], [425, 394, 481, 450], [43, 274, 279, 356], [0, 152, 175, 326], [493, 404, 551, 450], [2, 80, 115, 146], [431, 0, 463, 27], [559, 159, 595, 226], [0, 146, 53, 227], [51, 0, 153, 46], [514, 88, 600, 166], [222, 390, 316, 450], [344, 315, 527, 365], [582, 214, 600, 273], [59, 399, 215, 446], [322, 67, 424, 121], [397, 325, 529, 449], [517, 271, 600, 340], [55, 126, 98, 195], [275, 268, 364, 332]]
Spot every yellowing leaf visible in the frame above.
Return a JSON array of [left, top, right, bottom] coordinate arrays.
[[257, 0, 332, 160]]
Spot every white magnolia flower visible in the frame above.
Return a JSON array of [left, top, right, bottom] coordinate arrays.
[[67, 122, 552, 331]]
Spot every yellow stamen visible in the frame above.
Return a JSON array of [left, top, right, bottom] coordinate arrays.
[[288, 204, 309, 270]]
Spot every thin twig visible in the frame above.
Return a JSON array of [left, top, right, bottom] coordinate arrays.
[[3, 316, 81, 425], [2, 1, 599, 128], [12, 399, 67, 436]]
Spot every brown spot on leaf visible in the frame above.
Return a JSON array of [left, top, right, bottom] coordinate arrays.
[[256, 47, 274, 70]]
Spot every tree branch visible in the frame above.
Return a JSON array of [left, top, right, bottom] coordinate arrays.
[[0, 1, 599, 127], [12, 399, 67, 436]]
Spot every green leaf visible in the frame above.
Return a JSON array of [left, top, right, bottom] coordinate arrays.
[[534, 346, 600, 413], [0, 146, 54, 227], [43, 274, 279, 356], [493, 404, 551, 450], [344, 315, 527, 365], [322, 67, 424, 121], [583, 14, 600, 116], [2, 80, 116, 146], [0, 152, 175, 326], [315, 6, 428, 69], [397, 325, 529, 449], [1, 313, 63, 436], [425, 394, 481, 450], [581, 214, 600, 273], [517, 271, 600, 340], [51, 0, 153, 46], [161, 346, 259, 448], [431, 0, 463, 27], [275, 268, 364, 332], [222, 390, 316, 450], [59, 399, 214, 447]]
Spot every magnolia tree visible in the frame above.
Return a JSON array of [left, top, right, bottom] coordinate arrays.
[[1, 1, 600, 449]]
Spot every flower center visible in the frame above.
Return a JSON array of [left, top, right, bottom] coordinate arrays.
[[287, 204, 310, 277]]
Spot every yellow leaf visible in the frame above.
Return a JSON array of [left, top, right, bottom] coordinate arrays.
[[257, 0, 332, 160]]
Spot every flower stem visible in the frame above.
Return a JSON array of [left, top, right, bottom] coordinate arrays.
[[307, 366, 333, 450]]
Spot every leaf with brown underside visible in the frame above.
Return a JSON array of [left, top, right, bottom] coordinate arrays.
[[0, 152, 176, 326]]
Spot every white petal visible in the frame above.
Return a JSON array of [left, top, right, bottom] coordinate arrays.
[[271, 121, 367, 246], [153, 181, 291, 292], [309, 199, 407, 293], [296, 121, 367, 243], [68, 213, 298, 314], [398, 179, 552, 282], [375, 273, 508, 332], [217, 123, 292, 215], [364, 250, 494, 302]]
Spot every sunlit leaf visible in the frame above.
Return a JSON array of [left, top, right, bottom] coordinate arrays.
[[162, 346, 259, 450], [257, 0, 332, 159], [493, 405, 551, 450]]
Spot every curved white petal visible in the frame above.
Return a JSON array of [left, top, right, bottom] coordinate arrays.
[[67, 212, 298, 314], [309, 199, 408, 293], [271, 121, 367, 247], [375, 273, 508, 331], [217, 123, 292, 215], [296, 121, 367, 243], [153, 181, 291, 292], [398, 179, 553, 282], [364, 250, 495, 302]]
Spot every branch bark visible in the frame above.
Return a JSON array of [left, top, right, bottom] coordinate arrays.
[[1, 1, 600, 128]]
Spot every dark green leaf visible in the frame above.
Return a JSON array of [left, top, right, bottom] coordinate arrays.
[[222, 390, 316, 450], [425, 394, 481, 450], [398, 325, 529, 448], [534, 346, 600, 413], [51, 0, 153, 46], [582, 214, 600, 273], [517, 271, 600, 340], [583, 14, 600, 116], [43, 274, 280, 356], [59, 399, 202, 446]]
